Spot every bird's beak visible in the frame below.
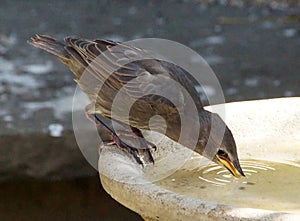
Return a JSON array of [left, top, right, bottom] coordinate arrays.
[[216, 155, 245, 178]]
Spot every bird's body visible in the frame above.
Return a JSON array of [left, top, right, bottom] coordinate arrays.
[[28, 34, 245, 177]]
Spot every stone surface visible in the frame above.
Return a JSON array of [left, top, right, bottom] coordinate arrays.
[[99, 98, 300, 221]]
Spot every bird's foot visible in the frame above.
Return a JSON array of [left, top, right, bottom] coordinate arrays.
[[98, 140, 116, 154], [128, 126, 157, 151], [85, 111, 154, 166], [113, 135, 146, 165], [115, 130, 155, 165], [146, 140, 157, 151], [99, 133, 154, 166], [99, 138, 144, 165]]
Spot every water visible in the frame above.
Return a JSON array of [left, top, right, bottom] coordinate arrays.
[[155, 160, 300, 213]]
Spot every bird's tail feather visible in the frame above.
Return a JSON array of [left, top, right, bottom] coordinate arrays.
[[27, 34, 69, 60], [28, 34, 89, 80]]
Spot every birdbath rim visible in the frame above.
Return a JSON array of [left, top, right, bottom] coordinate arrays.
[[98, 97, 300, 221]]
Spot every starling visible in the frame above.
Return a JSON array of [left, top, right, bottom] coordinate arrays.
[[28, 35, 244, 177]]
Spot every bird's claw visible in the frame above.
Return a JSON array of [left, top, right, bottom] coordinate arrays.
[[85, 112, 154, 166], [112, 135, 145, 165], [146, 140, 157, 151]]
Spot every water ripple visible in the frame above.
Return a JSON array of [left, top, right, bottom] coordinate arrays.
[[197, 160, 276, 186]]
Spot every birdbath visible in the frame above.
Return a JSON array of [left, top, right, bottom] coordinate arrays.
[[98, 97, 300, 221]]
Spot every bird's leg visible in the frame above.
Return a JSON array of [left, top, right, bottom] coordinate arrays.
[[85, 108, 154, 165], [130, 126, 157, 151], [85, 112, 144, 165], [113, 127, 156, 164], [113, 126, 155, 164]]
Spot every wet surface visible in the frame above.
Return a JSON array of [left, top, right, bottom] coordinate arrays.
[[155, 159, 300, 213]]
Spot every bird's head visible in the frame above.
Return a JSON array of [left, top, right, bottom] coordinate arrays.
[[213, 128, 245, 178], [196, 111, 245, 178]]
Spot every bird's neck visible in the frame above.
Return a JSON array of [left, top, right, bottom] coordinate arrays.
[[163, 110, 210, 151]]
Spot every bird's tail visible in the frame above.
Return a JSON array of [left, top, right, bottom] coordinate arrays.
[[27, 34, 70, 62], [28, 34, 87, 80]]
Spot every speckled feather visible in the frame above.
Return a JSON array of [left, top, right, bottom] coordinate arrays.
[[28, 34, 245, 177], [28, 34, 203, 139]]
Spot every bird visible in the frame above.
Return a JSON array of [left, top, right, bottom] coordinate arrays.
[[28, 34, 245, 177]]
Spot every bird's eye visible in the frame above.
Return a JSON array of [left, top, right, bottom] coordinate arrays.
[[217, 150, 228, 157]]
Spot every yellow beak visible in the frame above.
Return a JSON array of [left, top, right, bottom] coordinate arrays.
[[216, 155, 245, 178]]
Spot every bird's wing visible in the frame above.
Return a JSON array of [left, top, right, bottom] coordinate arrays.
[[64, 37, 203, 128]]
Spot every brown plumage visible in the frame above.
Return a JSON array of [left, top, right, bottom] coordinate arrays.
[[28, 34, 244, 177]]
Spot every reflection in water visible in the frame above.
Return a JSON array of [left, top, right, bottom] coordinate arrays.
[[155, 160, 300, 213]]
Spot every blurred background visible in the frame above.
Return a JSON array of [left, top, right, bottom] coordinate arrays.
[[0, 0, 299, 220]]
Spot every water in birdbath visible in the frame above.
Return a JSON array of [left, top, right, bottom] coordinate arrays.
[[154, 159, 300, 213]]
